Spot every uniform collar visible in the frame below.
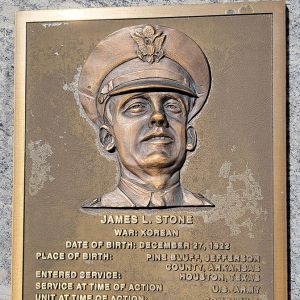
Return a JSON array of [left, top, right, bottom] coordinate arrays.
[[118, 177, 182, 207]]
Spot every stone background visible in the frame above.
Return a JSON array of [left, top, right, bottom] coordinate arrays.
[[0, 0, 298, 299]]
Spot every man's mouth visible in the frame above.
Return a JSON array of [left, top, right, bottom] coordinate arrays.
[[141, 132, 174, 144]]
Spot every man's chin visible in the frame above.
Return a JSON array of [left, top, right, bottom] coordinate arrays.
[[139, 153, 176, 169]]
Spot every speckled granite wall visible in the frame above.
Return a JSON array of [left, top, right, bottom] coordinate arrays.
[[0, 0, 298, 299]]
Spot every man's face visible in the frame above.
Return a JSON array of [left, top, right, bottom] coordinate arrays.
[[105, 91, 192, 176]]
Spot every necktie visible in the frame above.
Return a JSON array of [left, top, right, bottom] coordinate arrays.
[[149, 192, 166, 207]]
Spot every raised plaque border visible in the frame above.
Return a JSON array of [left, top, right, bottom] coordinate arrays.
[[13, 1, 287, 299]]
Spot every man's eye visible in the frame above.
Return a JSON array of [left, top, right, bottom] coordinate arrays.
[[125, 102, 147, 113], [165, 101, 182, 113]]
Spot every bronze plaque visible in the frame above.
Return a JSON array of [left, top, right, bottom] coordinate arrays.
[[13, 2, 287, 300]]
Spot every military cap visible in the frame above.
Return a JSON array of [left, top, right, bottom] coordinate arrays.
[[78, 24, 211, 126]]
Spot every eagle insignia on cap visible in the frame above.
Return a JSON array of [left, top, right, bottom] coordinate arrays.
[[130, 25, 166, 64]]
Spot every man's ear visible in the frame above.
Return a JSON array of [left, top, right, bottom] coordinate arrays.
[[186, 125, 197, 152], [99, 125, 115, 153]]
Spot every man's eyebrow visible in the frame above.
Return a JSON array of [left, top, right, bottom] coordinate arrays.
[[127, 92, 149, 99], [162, 93, 183, 100]]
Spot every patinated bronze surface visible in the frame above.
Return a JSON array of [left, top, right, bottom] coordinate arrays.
[[79, 25, 213, 208]]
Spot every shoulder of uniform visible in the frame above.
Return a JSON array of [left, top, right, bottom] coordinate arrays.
[[182, 188, 214, 207], [81, 189, 135, 208]]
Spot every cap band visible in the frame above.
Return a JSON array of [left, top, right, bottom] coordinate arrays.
[[99, 69, 197, 102]]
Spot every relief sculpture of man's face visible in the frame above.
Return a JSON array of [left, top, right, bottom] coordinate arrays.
[[79, 24, 212, 207], [100, 91, 197, 179]]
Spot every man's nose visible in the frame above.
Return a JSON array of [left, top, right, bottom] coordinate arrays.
[[149, 110, 169, 128]]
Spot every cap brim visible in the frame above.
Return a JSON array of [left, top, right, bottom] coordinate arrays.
[[109, 78, 197, 97]]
